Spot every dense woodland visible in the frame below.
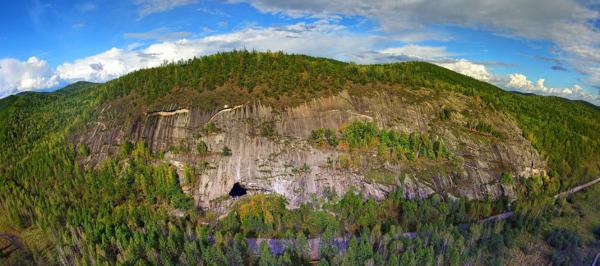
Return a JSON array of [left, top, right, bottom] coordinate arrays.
[[1, 51, 600, 264], [99, 50, 600, 186]]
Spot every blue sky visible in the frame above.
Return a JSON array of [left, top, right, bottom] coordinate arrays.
[[1, 0, 599, 104]]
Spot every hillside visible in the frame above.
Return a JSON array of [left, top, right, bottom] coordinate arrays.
[[3, 52, 599, 182], [1, 51, 600, 265], [78, 52, 600, 185]]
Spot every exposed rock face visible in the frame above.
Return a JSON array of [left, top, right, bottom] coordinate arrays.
[[79, 89, 545, 209]]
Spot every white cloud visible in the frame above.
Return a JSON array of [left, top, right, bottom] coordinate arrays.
[[241, 0, 600, 88], [380, 45, 451, 60], [72, 22, 86, 29], [135, 0, 197, 17], [56, 48, 154, 82], [54, 21, 454, 83], [2, 19, 598, 106], [55, 21, 372, 82], [507, 73, 532, 90], [0, 20, 438, 94], [437, 59, 493, 82], [48, 21, 502, 98], [76, 2, 97, 13], [242, 0, 598, 39], [575, 65, 600, 87], [0, 57, 58, 98], [377, 48, 495, 83], [506, 73, 599, 104], [124, 27, 192, 41]]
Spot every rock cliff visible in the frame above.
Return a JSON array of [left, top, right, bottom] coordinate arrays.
[[77, 86, 545, 210]]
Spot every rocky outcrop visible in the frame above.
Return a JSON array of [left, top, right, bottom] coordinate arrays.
[[78, 89, 545, 210]]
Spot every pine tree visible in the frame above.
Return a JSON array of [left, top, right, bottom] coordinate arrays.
[[259, 242, 275, 266]]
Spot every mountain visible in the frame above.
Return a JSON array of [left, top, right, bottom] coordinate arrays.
[[1, 51, 599, 265]]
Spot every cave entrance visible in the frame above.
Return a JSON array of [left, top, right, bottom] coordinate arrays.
[[229, 182, 247, 197]]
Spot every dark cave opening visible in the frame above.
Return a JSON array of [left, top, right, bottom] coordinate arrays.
[[229, 182, 247, 197]]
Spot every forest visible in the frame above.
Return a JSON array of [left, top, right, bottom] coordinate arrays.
[[1, 51, 600, 264], [95, 50, 600, 187]]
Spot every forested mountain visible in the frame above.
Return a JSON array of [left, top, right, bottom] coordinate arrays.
[[1, 51, 599, 265]]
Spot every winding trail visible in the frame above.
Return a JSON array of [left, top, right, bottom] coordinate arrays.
[[553, 178, 600, 199], [245, 177, 600, 260], [3, 178, 598, 262], [477, 177, 600, 224]]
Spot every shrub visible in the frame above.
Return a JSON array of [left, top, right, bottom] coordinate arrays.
[[311, 128, 326, 144], [343, 121, 378, 149], [337, 154, 351, 169], [120, 140, 133, 157], [342, 121, 450, 161], [169, 144, 190, 154], [222, 146, 232, 156], [500, 172, 514, 185], [594, 226, 600, 240], [324, 129, 339, 147], [475, 122, 493, 134], [184, 165, 194, 185], [197, 141, 209, 156], [78, 143, 90, 156], [292, 163, 311, 175], [311, 128, 338, 147], [260, 121, 276, 137], [440, 107, 454, 120], [550, 252, 570, 266], [206, 122, 220, 134], [545, 228, 580, 250], [171, 193, 193, 210]]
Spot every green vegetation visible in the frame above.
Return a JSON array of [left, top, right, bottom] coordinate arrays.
[[364, 169, 396, 185], [90, 50, 600, 187], [120, 140, 133, 157], [536, 182, 600, 265], [501, 172, 515, 185], [168, 143, 190, 154], [310, 128, 339, 147], [545, 228, 581, 250], [15, 51, 593, 186], [205, 121, 220, 134], [77, 143, 90, 157], [342, 121, 450, 161], [196, 140, 209, 156], [0, 140, 194, 264], [222, 146, 232, 156], [259, 120, 277, 138], [0, 81, 100, 172], [1, 51, 600, 264], [473, 121, 502, 138], [342, 121, 379, 149], [440, 106, 455, 120]]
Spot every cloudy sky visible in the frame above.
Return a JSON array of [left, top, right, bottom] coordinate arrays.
[[1, 0, 600, 105]]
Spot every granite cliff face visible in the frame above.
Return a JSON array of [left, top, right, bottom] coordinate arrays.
[[77, 87, 545, 210]]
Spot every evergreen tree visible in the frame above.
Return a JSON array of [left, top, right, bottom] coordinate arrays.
[[259, 242, 276, 266]]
